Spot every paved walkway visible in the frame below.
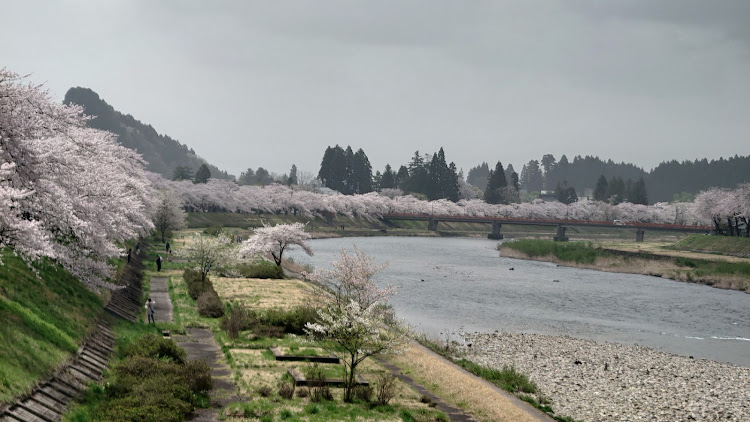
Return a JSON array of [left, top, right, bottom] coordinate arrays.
[[147, 275, 236, 421], [149, 277, 172, 323]]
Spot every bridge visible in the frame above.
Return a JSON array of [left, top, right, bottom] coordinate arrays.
[[380, 213, 712, 242]]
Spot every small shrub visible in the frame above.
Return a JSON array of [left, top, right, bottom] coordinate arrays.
[[197, 288, 225, 318], [304, 403, 320, 415], [306, 364, 332, 402], [124, 334, 186, 364], [221, 304, 255, 339], [296, 387, 309, 398], [256, 385, 273, 397], [203, 225, 224, 236], [260, 306, 320, 334], [374, 372, 398, 406], [353, 385, 373, 403], [278, 378, 296, 399], [182, 359, 213, 395], [280, 409, 294, 419], [237, 261, 285, 279], [183, 269, 212, 300]]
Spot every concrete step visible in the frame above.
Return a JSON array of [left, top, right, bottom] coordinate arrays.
[[48, 380, 80, 398], [6, 406, 46, 422], [80, 351, 108, 368], [17, 401, 57, 422], [26, 394, 65, 415], [38, 385, 72, 406]]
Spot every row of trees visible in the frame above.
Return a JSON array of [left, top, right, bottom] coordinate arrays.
[[173, 163, 212, 184], [1, 69, 154, 289], [592, 176, 648, 205], [318, 145, 374, 195], [150, 173, 714, 226]]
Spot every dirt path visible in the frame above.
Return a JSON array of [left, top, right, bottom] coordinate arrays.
[[386, 342, 555, 422]]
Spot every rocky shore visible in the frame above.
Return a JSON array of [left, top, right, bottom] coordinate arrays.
[[461, 332, 750, 422]]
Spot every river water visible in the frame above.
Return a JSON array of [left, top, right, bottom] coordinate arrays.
[[288, 237, 750, 367]]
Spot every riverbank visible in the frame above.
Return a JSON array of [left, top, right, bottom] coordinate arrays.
[[459, 332, 750, 422], [499, 241, 750, 291]]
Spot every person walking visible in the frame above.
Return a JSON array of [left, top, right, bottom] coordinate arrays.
[[165, 242, 170, 253], [127, 248, 132, 263], [156, 255, 163, 272], [146, 298, 156, 324]]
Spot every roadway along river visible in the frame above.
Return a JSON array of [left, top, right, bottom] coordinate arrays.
[[288, 236, 750, 367]]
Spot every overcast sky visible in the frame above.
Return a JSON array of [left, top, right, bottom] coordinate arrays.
[[2, 0, 749, 178]]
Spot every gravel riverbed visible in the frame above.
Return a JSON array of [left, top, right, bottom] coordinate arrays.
[[461, 332, 749, 422]]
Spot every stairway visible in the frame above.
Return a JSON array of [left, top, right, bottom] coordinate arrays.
[[1, 243, 146, 422]]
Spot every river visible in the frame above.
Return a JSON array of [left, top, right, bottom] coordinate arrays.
[[288, 236, 750, 367]]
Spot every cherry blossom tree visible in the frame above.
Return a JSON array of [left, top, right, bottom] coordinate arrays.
[[153, 189, 187, 242], [305, 248, 408, 402], [177, 233, 236, 280], [239, 222, 313, 267], [1, 69, 153, 289]]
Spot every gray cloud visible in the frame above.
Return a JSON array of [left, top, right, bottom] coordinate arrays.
[[1, 0, 748, 177]]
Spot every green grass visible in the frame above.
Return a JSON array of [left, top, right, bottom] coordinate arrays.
[[0, 250, 103, 404], [671, 234, 750, 256], [221, 398, 446, 421], [454, 359, 536, 394], [501, 239, 611, 264], [674, 257, 750, 277]]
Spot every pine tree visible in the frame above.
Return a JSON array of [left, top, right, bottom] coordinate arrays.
[[467, 162, 490, 191], [593, 175, 608, 201], [629, 177, 648, 205], [352, 148, 373, 194], [484, 161, 508, 204], [287, 164, 298, 186], [380, 164, 396, 189], [194, 164, 211, 184]]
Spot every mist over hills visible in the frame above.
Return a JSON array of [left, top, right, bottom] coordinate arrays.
[[64, 87, 233, 181]]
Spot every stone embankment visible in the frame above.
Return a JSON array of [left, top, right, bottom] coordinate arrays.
[[462, 332, 750, 422]]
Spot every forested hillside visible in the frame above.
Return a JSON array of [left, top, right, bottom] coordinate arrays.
[[64, 87, 233, 180]]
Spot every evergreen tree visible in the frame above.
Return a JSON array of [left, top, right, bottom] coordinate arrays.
[[607, 176, 626, 204], [404, 151, 429, 194], [238, 168, 255, 185], [593, 175, 608, 201], [351, 148, 373, 194], [520, 160, 543, 192], [395, 165, 409, 189], [172, 165, 193, 181], [446, 162, 460, 202], [556, 181, 578, 205], [504, 164, 516, 188], [287, 164, 298, 186], [541, 154, 557, 189], [467, 162, 490, 191], [380, 164, 396, 189], [629, 177, 648, 205], [484, 161, 508, 204], [194, 164, 211, 184]]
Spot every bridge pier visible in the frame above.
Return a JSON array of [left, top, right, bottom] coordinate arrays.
[[427, 219, 438, 231], [488, 222, 503, 240], [553, 225, 569, 242], [635, 229, 645, 242]]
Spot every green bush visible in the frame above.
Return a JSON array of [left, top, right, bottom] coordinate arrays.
[[183, 359, 213, 394], [183, 269, 211, 300], [197, 289, 225, 318], [259, 306, 320, 335], [221, 303, 259, 339], [124, 334, 186, 364], [236, 261, 285, 279]]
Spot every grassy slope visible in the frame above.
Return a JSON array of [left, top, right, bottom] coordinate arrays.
[[0, 250, 103, 404], [672, 234, 750, 256]]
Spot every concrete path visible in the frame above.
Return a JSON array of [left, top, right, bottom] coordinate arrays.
[[174, 328, 238, 422], [148, 274, 236, 421], [148, 277, 173, 323]]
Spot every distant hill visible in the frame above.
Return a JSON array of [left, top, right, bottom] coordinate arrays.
[[64, 87, 233, 180]]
